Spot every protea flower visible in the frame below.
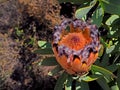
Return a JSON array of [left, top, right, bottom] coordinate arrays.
[[52, 19, 100, 75]]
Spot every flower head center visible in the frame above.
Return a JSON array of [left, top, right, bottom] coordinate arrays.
[[71, 35, 80, 43], [59, 33, 87, 50]]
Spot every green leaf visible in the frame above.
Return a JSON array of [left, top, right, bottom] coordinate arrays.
[[98, 44, 104, 57], [76, 81, 81, 90], [105, 64, 118, 72], [110, 18, 120, 38], [106, 45, 115, 54], [38, 41, 46, 48], [92, 5, 104, 27], [111, 85, 119, 90], [111, 18, 120, 30], [38, 41, 51, 49], [80, 81, 89, 90], [54, 72, 68, 90], [106, 15, 119, 26], [97, 77, 110, 90], [15, 27, 23, 37], [65, 75, 73, 90], [34, 48, 53, 54], [101, 52, 109, 66], [100, 37, 108, 47], [109, 42, 120, 54], [100, 0, 120, 15], [76, 80, 89, 90], [40, 57, 58, 66], [91, 65, 116, 82], [75, 5, 93, 19], [48, 65, 63, 76], [82, 74, 102, 82]]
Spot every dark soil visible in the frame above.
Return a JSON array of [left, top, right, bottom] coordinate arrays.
[[0, 0, 76, 90]]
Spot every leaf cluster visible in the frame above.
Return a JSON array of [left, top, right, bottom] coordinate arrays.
[[35, 0, 120, 89]]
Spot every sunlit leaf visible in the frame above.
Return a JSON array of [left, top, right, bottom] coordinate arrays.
[[48, 65, 63, 76], [92, 5, 104, 27], [111, 85, 119, 90], [98, 44, 104, 57], [97, 77, 110, 90], [106, 45, 115, 54], [91, 65, 116, 82], [34, 48, 53, 54], [100, 0, 120, 15], [40, 57, 58, 66], [75, 5, 93, 19], [106, 15, 119, 26], [76, 81, 81, 90], [38, 41, 51, 49], [38, 41, 46, 48], [82, 74, 102, 82], [54, 72, 68, 90]]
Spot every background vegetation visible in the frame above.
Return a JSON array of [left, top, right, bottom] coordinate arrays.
[[37, 0, 120, 90]]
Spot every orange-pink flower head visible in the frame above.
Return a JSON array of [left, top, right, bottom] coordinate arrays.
[[52, 19, 100, 75]]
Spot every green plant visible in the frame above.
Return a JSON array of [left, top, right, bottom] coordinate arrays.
[[35, 0, 120, 90]]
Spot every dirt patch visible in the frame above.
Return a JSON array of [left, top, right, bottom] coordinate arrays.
[[18, 0, 61, 32], [0, 0, 77, 89], [0, 32, 19, 89], [0, 0, 23, 33], [0, 0, 60, 89]]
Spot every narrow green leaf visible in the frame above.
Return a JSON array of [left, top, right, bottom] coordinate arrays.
[[75, 5, 93, 19], [34, 48, 53, 54], [97, 77, 110, 90], [91, 65, 116, 82], [65, 75, 73, 90], [105, 64, 118, 72], [100, 0, 120, 15], [54, 72, 68, 90], [80, 81, 89, 90], [48, 65, 63, 76], [76, 81, 81, 90], [40, 57, 58, 66], [92, 5, 104, 27], [98, 44, 104, 57], [76, 80, 89, 90], [106, 15, 119, 26], [82, 74, 102, 82], [101, 52, 109, 66]]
